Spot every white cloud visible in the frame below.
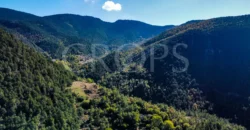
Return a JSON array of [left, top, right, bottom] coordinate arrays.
[[102, 1, 122, 12]]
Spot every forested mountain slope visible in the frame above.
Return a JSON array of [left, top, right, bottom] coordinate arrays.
[[0, 8, 174, 58], [0, 29, 78, 129], [79, 14, 250, 129], [0, 16, 247, 130], [139, 14, 250, 128], [71, 81, 245, 130]]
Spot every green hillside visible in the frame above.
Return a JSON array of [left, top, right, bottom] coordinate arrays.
[[0, 29, 78, 129], [0, 28, 245, 130], [135, 15, 250, 129], [76, 85, 245, 130], [1, 7, 249, 130], [79, 15, 250, 129]]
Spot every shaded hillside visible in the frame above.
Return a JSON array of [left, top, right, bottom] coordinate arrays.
[[143, 15, 250, 96], [0, 8, 174, 58], [0, 29, 78, 129], [140, 15, 250, 128]]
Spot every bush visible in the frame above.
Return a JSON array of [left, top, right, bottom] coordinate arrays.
[[163, 120, 175, 130], [183, 123, 190, 129], [86, 78, 94, 83], [151, 114, 163, 128]]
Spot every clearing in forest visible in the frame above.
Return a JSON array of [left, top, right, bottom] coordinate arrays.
[[70, 81, 99, 99]]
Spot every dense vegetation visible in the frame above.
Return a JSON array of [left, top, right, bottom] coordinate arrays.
[[0, 29, 79, 129], [1, 7, 250, 130], [76, 86, 245, 130], [139, 15, 250, 128], [0, 27, 246, 130], [77, 15, 250, 129], [78, 49, 209, 111], [0, 8, 174, 58]]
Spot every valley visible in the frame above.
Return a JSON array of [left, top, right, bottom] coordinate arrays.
[[0, 6, 250, 130]]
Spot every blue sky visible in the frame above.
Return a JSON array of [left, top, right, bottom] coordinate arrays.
[[1, 0, 250, 25]]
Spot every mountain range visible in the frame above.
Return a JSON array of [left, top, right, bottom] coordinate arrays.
[[0, 8, 174, 58], [1, 7, 250, 129]]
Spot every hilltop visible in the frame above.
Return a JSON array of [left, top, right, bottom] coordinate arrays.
[[0, 8, 174, 58]]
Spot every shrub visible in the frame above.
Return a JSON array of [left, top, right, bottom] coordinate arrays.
[[151, 114, 163, 128], [183, 123, 190, 129], [86, 78, 94, 83], [163, 120, 175, 130]]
